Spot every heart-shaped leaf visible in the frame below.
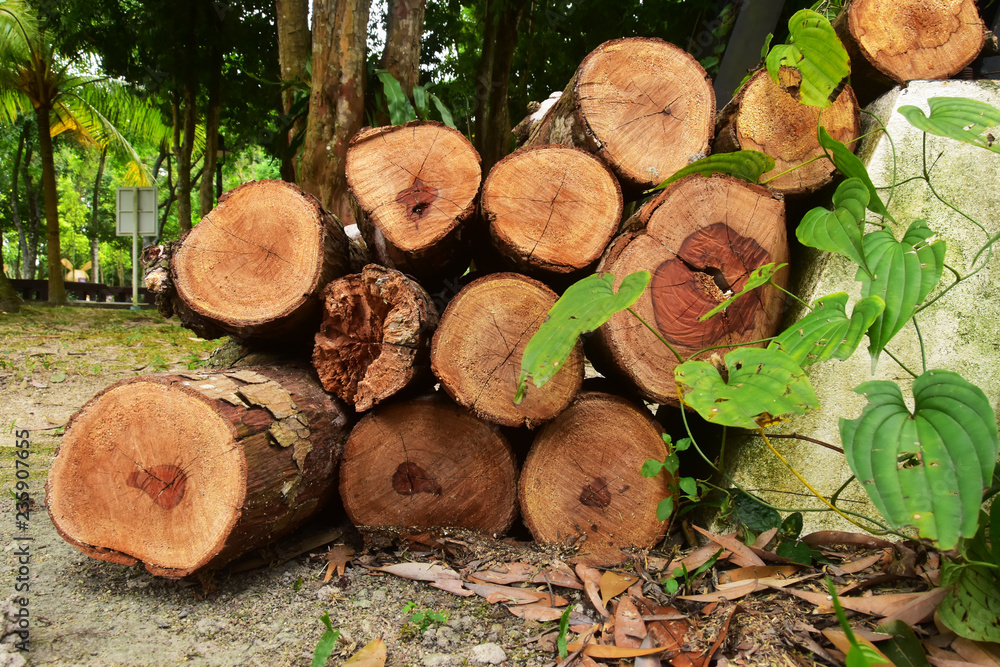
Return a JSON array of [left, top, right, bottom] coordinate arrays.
[[650, 150, 775, 192], [858, 220, 945, 369], [938, 564, 1000, 642], [817, 127, 892, 221], [899, 97, 1000, 154], [797, 178, 870, 272], [840, 370, 999, 549], [700, 262, 786, 322], [516, 271, 650, 403], [675, 347, 818, 429], [765, 9, 850, 108], [770, 293, 885, 366]]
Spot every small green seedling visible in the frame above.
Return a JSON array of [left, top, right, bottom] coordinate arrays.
[[403, 602, 448, 632]]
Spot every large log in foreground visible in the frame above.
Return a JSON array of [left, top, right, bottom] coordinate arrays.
[[431, 273, 584, 428], [592, 174, 788, 405], [339, 395, 518, 534], [346, 122, 482, 283], [47, 366, 350, 577], [519, 392, 672, 566], [171, 180, 350, 341], [524, 37, 715, 192]]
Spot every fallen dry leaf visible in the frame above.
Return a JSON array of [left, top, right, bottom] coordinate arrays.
[[692, 604, 740, 667], [838, 551, 888, 575], [565, 642, 666, 659], [753, 527, 779, 549], [324, 545, 355, 582], [465, 581, 567, 606], [634, 632, 662, 667], [600, 571, 639, 607], [680, 580, 758, 602], [951, 637, 1000, 667], [614, 596, 647, 648], [576, 563, 609, 617], [506, 603, 566, 622], [802, 531, 893, 549], [374, 562, 459, 582], [822, 629, 892, 665], [693, 526, 765, 567], [779, 586, 923, 617], [665, 543, 726, 574], [718, 565, 800, 584], [471, 562, 583, 589], [880, 586, 950, 625], [431, 578, 474, 596], [342, 638, 387, 666]]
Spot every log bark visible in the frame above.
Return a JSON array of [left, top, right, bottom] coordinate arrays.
[[519, 391, 673, 566], [591, 174, 788, 406], [524, 38, 715, 192], [714, 71, 860, 196], [480, 145, 623, 276], [339, 394, 518, 534], [346, 122, 482, 283], [313, 264, 439, 411], [46, 366, 350, 578], [431, 272, 583, 428], [170, 180, 350, 342]]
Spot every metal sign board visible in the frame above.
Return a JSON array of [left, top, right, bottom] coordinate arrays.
[[116, 186, 158, 236]]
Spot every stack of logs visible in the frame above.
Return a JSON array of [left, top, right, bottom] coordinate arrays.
[[47, 2, 988, 576]]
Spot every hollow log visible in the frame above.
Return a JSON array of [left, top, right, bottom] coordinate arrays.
[[313, 264, 439, 412], [591, 174, 788, 406], [339, 394, 518, 534], [431, 272, 584, 428], [480, 145, 623, 276], [519, 391, 673, 566], [524, 37, 715, 192], [715, 71, 860, 196], [170, 180, 350, 342], [346, 122, 482, 283], [46, 366, 350, 578]]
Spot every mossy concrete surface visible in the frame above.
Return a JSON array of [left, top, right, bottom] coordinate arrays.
[[726, 80, 1000, 535]]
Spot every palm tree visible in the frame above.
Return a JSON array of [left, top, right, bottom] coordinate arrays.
[[0, 0, 163, 303]]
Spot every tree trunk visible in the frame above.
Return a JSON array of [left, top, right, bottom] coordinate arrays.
[[89, 148, 107, 283], [519, 391, 673, 566], [10, 123, 28, 279], [276, 0, 311, 182], [339, 394, 518, 534], [169, 180, 350, 342], [346, 122, 481, 283], [431, 272, 583, 428], [35, 104, 66, 304], [714, 70, 860, 196], [480, 144, 623, 276], [199, 23, 223, 219], [381, 0, 426, 96], [0, 231, 22, 312], [173, 85, 198, 234], [591, 174, 788, 406], [46, 365, 350, 578], [313, 264, 439, 411], [300, 0, 370, 226], [525, 38, 716, 193]]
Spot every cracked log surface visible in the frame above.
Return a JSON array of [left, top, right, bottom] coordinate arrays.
[[480, 144, 623, 276], [313, 264, 439, 412], [46, 366, 350, 578], [431, 273, 583, 428], [523, 37, 715, 192], [170, 180, 350, 342], [591, 174, 788, 406], [519, 391, 672, 566], [339, 394, 518, 534], [346, 121, 482, 284]]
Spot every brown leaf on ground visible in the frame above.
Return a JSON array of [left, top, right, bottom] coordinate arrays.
[[375, 562, 460, 582], [692, 604, 740, 667], [693, 527, 765, 567], [600, 571, 639, 607], [822, 628, 892, 664], [880, 586, 950, 625], [565, 642, 668, 659], [779, 586, 924, 616], [680, 580, 757, 602], [665, 543, 727, 574], [576, 563, 609, 617], [464, 581, 567, 605], [614, 596, 647, 648], [752, 527, 779, 549], [324, 545, 355, 581], [718, 565, 801, 584], [836, 551, 888, 575], [343, 638, 387, 666], [802, 531, 893, 549], [950, 637, 1000, 666], [506, 603, 567, 622]]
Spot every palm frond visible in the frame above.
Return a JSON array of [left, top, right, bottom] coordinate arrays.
[[0, 88, 32, 123], [0, 0, 37, 64]]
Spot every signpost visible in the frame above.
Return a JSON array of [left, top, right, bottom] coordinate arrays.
[[115, 187, 157, 310]]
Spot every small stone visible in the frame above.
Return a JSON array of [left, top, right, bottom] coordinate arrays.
[[178, 609, 190, 619], [153, 616, 170, 629], [470, 643, 507, 665], [421, 654, 460, 667]]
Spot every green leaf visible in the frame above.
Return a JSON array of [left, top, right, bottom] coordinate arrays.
[[650, 151, 775, 192], [858, 220, 945, 368], [780, 511, 804, 539], [770, 293, 885, 366], [516, 271, 651, 403], [675, 347, 819, 429], [899, 97, 1000, 154], [412, 84, 430, 120], [700, 263, 786, 322], [429, 93, 457, 129], [796, 178, 870, 271], [817, 127, 892, 221], [663, 577, 680, 594], [760, 32, 773, 60], [641, 459, 666, 477], [733, 491, 781, 532], [678, 477, 698, 497], [938, 564, 1000, 642], [656, 497, 675, 521], [876, 620, 930, 667], [376, 70, 416, 125], [827, 578, 884, 667], [764, 9, 850, 108], [557, 606, 572, 659], [311, 613, 341, 667], [840, 370, 999, 549], [776, 540, 814, 565]]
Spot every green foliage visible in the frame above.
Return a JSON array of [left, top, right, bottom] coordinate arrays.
[[311, 612, 341, 667], [376, 70, 456, 129], [877, 620, 931, 667], [641, 435, 698, 521], [818, 128, 892, 220], [770, 293, 885, 366], [732, 491, 780, 532], [826, 578, 886, 667], [938, 503, 1000, 641], [650, 151, 774, 193], [764, 10, 849, 108], [699, 262, 785, 322], [660, 551, 721, 596], [403, 602, 448, 632], [796, 177, 870, 271], [899, 97, 1000, 154], [557, 606, 571, 659]]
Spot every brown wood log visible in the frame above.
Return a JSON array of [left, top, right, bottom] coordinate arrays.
[[46, 366, 350, 578], [519, 391, 673, 566], [313, 264, 439, 412], [591, 174, 788, 406], [170, 179, 350, 342], [480, 145, 623, 276], [714, 71, 860, 196], [431, 272, 583, 428], [339, 394, 518, 534], [346, 121, 482, 282], [524, 37, 715, 192]]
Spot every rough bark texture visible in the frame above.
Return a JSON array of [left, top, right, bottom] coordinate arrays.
[[431, 272, 583, 428], [480, 144, 623, 276], [339, 394, 518, 534], [46, 366, 350, 578], [276, 0, 310, 182], [313, 264, 439, 411], [525, 38, 715, 192], [173, 85, 198, 234], [300, 0, 369, 226], [36, 104, 66, 304], [715, 71, 860, 195], [170, 180, 350, 341], [591, 174, 788, 405], [380, 0, 426, 96], [519, 391, 672, 566], [346, 122, 481, 283]]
